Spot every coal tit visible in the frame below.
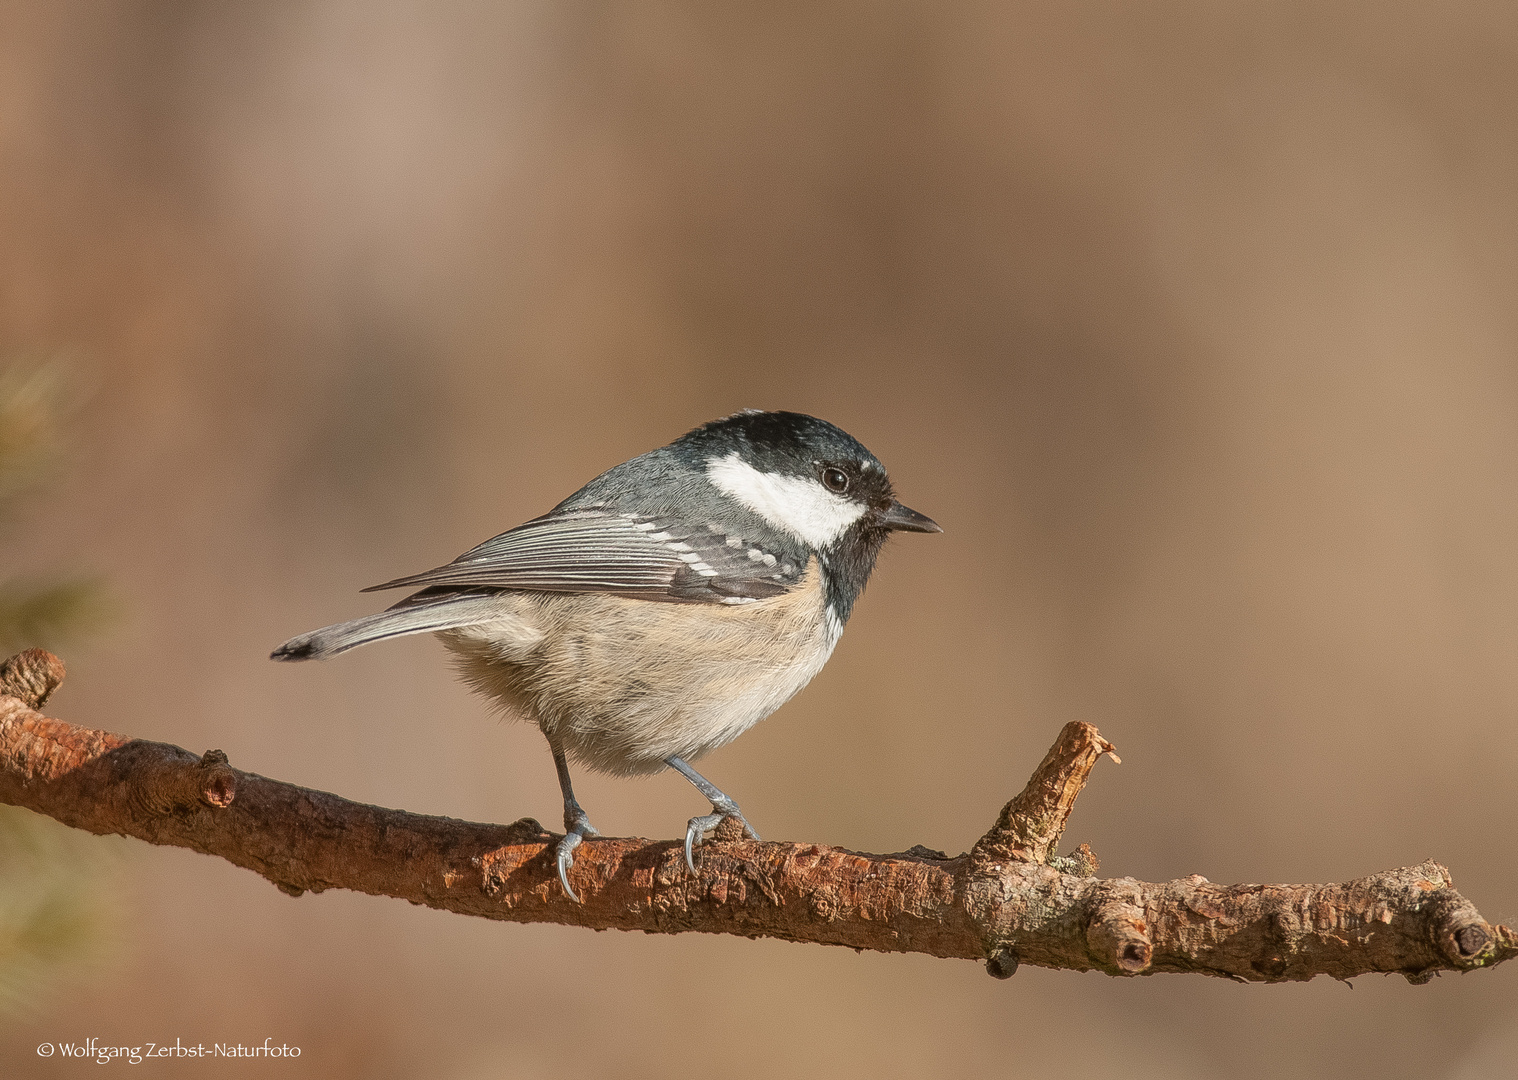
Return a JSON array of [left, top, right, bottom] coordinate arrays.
[[272, 410, 940, 900]]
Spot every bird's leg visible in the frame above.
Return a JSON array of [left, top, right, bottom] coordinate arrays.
[[664, 756, 761, 873], [549, 739, 599, 902]]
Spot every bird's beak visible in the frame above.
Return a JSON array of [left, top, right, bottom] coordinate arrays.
[[879, 500, 942, 533]]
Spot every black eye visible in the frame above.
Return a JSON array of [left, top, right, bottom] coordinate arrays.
[[821, 467, 849, 494]]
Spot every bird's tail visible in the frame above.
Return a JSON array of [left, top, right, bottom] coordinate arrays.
[[270, 595, 503, 662]]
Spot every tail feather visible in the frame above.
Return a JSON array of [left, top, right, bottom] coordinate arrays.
[[270, 595, 503, 661]]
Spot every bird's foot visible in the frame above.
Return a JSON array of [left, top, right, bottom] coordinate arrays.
[[556, 803, 600, 903], [684, 796, 760, 874]]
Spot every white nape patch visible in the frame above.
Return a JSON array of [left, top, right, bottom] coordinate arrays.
[[706, 452, 867, 548]]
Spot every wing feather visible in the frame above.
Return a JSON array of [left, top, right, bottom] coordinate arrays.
[[365, 511, 799, 604]]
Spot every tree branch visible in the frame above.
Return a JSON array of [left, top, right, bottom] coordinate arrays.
[[1, 649, 1511, 983]]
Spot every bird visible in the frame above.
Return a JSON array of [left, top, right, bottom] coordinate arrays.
[[271, 409, 940, 900]]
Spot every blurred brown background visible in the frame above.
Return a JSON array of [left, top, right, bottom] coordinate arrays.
[[3, 2, 1517, 1077]]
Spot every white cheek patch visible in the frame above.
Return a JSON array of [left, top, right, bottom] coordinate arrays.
[[705, 452, 867, 548]]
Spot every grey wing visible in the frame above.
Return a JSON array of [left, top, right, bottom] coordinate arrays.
[[363, 510, 803, 604]]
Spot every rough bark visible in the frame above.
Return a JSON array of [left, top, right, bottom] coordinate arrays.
[[1, 649, 1511, 983]]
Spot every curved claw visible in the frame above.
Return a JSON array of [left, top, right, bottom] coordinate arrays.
[[683, 808, 761, 874], [556, 831, 584, 903], [555, 809, 600, 903], [684, 813, 717, 874]]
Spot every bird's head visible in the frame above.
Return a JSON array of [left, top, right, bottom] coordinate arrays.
[[680, 409, 940, 565]]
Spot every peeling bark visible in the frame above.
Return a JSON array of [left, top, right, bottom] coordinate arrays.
[[1, 649, 1511, 983]]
